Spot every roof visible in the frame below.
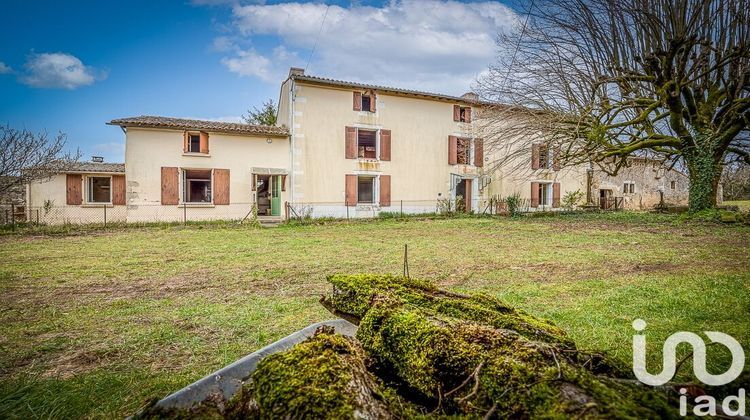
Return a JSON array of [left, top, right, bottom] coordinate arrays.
[[107, 116, 289, 137], [290, 73, 492, 106], [65, 162, 125, 173]]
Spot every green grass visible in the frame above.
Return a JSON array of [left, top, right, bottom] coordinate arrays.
[[0, 213, 748, 418], [724, 200, 750, 211]]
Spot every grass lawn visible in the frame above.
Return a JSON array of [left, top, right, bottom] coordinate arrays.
[[1, 213, 748, 418], [725, 200, 750, 211]]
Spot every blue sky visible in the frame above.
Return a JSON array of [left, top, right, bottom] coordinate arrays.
[[0, 0, 520, 162]]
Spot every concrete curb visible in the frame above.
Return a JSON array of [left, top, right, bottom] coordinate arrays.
[[152, 319, 357, 411]]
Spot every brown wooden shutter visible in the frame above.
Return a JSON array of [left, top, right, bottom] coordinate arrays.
[[353, 92, 362, 111], [112, 175, 126, 205], [379, 175, 391, 207], [161, 167, 179, 205], [213, 169, 230, 205], [531, 182, 540, 207], [199, 132, 209, 154], [66, 174, 82, 205], [465, 107, 472, 123], [473, 138, 483, 167], [345, 174, 357, 206], [281, 174, 287, 192], [453, 105, 460, 122], [183, 131, 189, 153], [380, 129, 391, 161], [345, 126, 357, 159], [370, 91, 377, 112], [531, 144, 540, 170], [464, 179, 472, 212], [448, 136, 458, 165], [552, 182, 561, 208], [553, 146, 561, 171]]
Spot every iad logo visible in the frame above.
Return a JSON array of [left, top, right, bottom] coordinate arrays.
[[632, 319, 746, 416]]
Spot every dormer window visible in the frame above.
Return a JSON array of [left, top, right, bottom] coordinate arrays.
[[453, 105, 472, 123], [183, 131, 209, 154], [353, 91, 376, 112], [361, 95, 372, 112]]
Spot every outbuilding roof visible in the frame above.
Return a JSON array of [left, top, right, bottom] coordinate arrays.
[[65, 162, 126, 173], [108, 116, 289, 137]]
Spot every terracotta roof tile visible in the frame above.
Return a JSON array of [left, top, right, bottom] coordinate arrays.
[[65, 162, 125, 173], [108, 116, 289, 137]]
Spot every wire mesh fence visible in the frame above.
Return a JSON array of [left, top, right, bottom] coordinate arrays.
[[1, 196, 623, 228]]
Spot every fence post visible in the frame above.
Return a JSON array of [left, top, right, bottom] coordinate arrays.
[[36, 209, 40, 225], [11, 203, 15, 231], [103, 204, 107, 227], [345, 200, 349, 220], [183, 204, 187, 225], [400, 200, 403, 217]]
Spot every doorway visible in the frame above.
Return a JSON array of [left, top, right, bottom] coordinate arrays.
[[599, 189, 613, 210], [256, 175, 282, 216], [454, 178, 473, 213]]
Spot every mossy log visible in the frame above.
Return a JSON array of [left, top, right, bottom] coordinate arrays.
[[321, 274, 682, 418]]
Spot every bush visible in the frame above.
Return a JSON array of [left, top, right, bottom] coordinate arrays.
[[504, 192, 523, 216]]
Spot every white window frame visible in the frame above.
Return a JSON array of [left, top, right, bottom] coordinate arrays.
[[186, 132, 202, 154], [85, 175, 112, 204], [356, 175, 377, 204], [180, 168, 214, 204], [536, 182, 553, 208], [623, 182, 636, 194]]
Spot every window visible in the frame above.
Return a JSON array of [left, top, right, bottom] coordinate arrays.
[[358, 176, 374, 203], [670, 181, 676, 190], [357, 129, 377, 159], [188, 134, 201, 153], [623, 182, 635, 194], [457, 138, 471, 165], [183, 169, 212, 203], [459, 107, 468, 122], [538, 145, 552, 169], [87, 176, 111, 203], [361, 95, 372, 112], [538, 183, 550, 206], [454, 105, 472, 123]]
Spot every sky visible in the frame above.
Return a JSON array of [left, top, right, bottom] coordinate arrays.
[[0, 0, 521, 163]]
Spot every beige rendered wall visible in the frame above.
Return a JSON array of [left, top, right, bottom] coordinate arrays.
[[594, 163, 689, 210], [124, 127, 290, 222], [289, 82, 483, 217], [27, 173, 127, 224]]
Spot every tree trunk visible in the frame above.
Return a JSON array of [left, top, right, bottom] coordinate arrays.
[[684, 144, 722, 212]]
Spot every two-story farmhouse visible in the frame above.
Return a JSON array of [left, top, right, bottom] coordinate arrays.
[[25, 67, 688, 224]]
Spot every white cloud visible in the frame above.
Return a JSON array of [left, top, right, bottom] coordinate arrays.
[[218, 0, 519, 94], [20, 52, 105, 89], [0, 62, 11, 74]]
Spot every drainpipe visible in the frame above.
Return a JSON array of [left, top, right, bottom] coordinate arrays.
[[289, 79, 296, 206]]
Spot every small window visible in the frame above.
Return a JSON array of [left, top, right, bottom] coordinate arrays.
[[358, 176, 374, 203], [188, 134, 201, 153], [183, 169, 212, 203], [87, 176, 111, 203], [623, 182, 635, 194], [361, 95, 372, 112], [357, 129, 377, 159], [670, 181, 676, 190], [457, 138, 471, 165]]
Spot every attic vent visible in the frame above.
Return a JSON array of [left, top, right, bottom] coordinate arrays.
[[91, 156, 104, 163]]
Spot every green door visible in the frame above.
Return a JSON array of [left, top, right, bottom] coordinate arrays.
[[270, 175, 281, 216]]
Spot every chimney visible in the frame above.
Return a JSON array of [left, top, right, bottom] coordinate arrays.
[[461, 92, 479, 102], [91, 156, 104, 163], [289, 67, 305, 78]]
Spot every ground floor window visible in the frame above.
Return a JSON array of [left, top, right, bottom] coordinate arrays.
[[623, 182, 635, 194], [183, 169, 212, 203], [538, 183, 551, 206], [87, 176, 111, 203], [358, 176, 375, 203]]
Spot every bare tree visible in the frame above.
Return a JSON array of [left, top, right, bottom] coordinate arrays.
[[242, 99, 278, 126], [0, 126, 80, 202], [477, 0, 749, 211]]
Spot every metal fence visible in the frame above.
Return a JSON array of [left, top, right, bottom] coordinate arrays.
[[1, 196, 625, 227]]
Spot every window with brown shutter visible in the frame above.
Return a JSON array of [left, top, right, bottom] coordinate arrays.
[[473, 138, 483, 167], [448, 136, 458, 165], [353, 92, 362, 111], [380, 130, 391, 161], [66, 174, 82, 205], [453, 105, 460, 121], [183, 131, 189, 153], [112, 175, 126, 205], [379, 175, 391, 207], [213, 169, 230, 205], [161, 167, 179, 205], [531, 144, 540, 169], [456, 138, 470, 165], [553, 147, 561, 170], [357, 129, 377, 159], [345, 126, 358, 159], [369, 91, 377, 112], [345, 174, 357, 206], [453, 105, 472, 122]]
